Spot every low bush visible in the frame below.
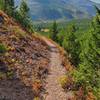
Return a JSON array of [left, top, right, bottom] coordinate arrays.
[[0, 43, 7, 53], [59, 75, 74, 91], [59, 75, 68, 89]]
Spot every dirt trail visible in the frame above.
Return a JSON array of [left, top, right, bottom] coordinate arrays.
[[42, 37, 71, 100]]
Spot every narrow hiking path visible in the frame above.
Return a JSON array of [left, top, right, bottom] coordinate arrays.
[[42, 37, 72, 100]]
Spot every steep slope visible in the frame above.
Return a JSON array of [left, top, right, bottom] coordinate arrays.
[[0, 11, 73, 100], [0, 11, 50, 99], [15, 0, 100, 21]]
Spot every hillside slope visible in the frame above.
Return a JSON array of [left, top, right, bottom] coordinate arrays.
[[0, 11, 73, 100], [0, 11, 72, 100], [0, 11, 50, 99]]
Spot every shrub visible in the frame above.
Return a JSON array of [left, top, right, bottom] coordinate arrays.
[[59, 75, 68, 89], [34, 97, 40, 100], [6, 70, 14, 79], [0, 43, 7, 53]]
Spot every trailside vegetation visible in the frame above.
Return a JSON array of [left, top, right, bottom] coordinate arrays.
[[0, 0, 34, 32], [51, 7, 100, 99]]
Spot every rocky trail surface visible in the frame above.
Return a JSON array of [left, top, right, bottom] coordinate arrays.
[[42, 37, 73, 100]]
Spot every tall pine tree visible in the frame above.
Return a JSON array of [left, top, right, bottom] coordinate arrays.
[[81, 7, 100, 69], [73, 7, 100, 99], [50, 21, 59, 42], [63, 24, 80, 66], [0, 0, 15, 16], [0, 0, 4, 10], [15, 0, 34, 32]]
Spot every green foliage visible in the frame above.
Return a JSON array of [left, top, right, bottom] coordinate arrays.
[[73, 64, 95, 87], [0, 0, 15, 16], [61, 24, 80, 66], [19, 0, 29, 16], [48, 7, 100, 99], [73, 63, 100, 99], [0, 0, 99, 98], [79, 8, 100, 68], [0, 43, 7, 54], [57, 29, 66, 46], [0, 0, 4, 10], [72, 7, 100, 99], [0, 0, 34, 33], [50, 21, 59, 42], [14, 0, 34, 33]]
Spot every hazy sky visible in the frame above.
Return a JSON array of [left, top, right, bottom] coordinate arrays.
[[15, 0, 100, 4], [89, 0, 100, 3]]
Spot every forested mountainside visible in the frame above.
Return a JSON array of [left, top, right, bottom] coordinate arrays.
[[15, 0, 100, 21]]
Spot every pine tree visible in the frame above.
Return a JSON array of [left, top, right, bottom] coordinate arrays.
[[63, 24, 80, 66], [81, 7, 100, 69], [15, 0, 34, 32], [19, 0, 29, 17], [0, 0, 15, 16], [17, 0, 29, 26], [0, 0, 4, 10], [73, 7, 100, 99], [57, 28, 67, 46], [51, 21, 59, 42]]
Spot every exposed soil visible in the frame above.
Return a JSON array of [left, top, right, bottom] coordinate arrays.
[[0, 11, 50, 99]]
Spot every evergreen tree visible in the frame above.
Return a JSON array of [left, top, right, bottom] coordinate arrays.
[[19, 0, 29, 17], [0, 0, 4, 10], [0, 0, 34, 32], [80, 7, 100, 69], [51, 21, 59, 42], [89, 10, 100, 68], [0, 0, 15, 16], [57, 29, 66, 46], [73, 7, 100, 99], [15, 0, 34, 32], [63, 24, 80, 66]]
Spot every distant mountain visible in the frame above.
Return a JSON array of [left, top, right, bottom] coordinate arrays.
[[15, 0, 100, 21]]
